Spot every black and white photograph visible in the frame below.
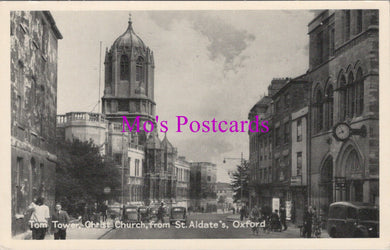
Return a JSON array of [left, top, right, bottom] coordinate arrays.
[[2, 1, 389, 249]]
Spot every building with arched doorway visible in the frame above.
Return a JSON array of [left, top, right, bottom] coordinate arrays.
[[307, 10, 379, 224]]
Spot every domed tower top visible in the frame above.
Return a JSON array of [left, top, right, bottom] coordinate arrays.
[[102, 14, 156, 125], [112, 14, 146, 51]]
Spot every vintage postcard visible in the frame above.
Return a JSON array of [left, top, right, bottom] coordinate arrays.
[[0, 1, 389, 249]]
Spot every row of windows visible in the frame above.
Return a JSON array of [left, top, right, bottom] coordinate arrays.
[[313, 10, 363, 67], [120, 55, 145, 82], [314, 67, 364, 133], [275, 121, 290, 147], [344, 10, 363, 42]]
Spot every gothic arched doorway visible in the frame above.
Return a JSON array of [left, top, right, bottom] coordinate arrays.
[[319, 156, 333, 222], [345, 148, 363, 202]]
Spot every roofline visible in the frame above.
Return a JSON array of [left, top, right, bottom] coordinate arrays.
[[43, 11, 63, 39], [271, 74, 308, 99], [307, 10, 328, 26]]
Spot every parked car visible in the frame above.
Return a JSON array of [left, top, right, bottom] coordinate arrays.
[[327, 201, 379, 238], [169, 207, 187, 225], [138, 206, 150, 222], [149, 205, 159, 219], [107, 204, 121, 220], [123, 206, 140, 223]]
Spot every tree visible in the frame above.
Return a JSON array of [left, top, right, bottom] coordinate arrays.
[[230, 161, 249, 203], [55, 139, 121, 217]]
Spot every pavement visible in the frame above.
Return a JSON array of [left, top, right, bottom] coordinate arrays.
[[13, 219, 114, 240]]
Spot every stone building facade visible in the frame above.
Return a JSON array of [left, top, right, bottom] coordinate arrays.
[[248, 77, 310, 224], [248, 79, 285, 211], [248, 10, 379, 226], [11, 11, 62, 235], [307, 10, 379, 222]]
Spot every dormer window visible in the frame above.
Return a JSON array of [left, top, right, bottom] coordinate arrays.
[[136, 57, 144, 82], [120, 55, 129, 80]]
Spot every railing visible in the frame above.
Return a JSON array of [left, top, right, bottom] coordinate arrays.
[[57, 112, 107, 124]]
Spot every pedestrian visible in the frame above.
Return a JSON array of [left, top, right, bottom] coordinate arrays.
[[249, 205, 261, 235], [100, 202, 108, 222], [29, 197, 50, 240], [240, 206, 245, 221], [52, 203, 70, 240], [270, 209, 282, 232], [156, 202, 165, 223], [303, 206, 313, 238], [280, 206, 287, 231]]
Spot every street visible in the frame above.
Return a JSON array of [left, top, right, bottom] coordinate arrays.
[[101, 213, 325, 239]]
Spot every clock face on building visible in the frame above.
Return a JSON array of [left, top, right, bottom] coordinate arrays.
[[333, 122, 351, 141]]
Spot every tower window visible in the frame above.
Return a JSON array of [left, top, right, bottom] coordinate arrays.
[[329, 28, 335, 56], [325, 84, 334, 130], [120, 55, 129, 80], [356, 10, 363, 34], [315, 89, 324, 132], [356, 68, 364, 116], [339, 75, 347, 121], [136, 57, 144, 82], [347, 72, 355, 118], [345, 10, 351, 41]]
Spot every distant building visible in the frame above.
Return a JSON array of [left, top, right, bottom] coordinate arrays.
[[190, 162, 217, 212], [174, 156, 191, 208], [215, 182, 234, 212], [248, 79, 285, 211], [56, 112, 108, 155], [11, 11, 62, 235], [270, 77, 310, 224]]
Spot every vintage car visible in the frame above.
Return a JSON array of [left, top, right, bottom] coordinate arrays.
[[123, 206, 140, 223], [149, 205, 159, 219], [107, 204, 122, 220], [327, 201, 379, 238], [138, 206, 150, 222], [169, 206, 187, 225]]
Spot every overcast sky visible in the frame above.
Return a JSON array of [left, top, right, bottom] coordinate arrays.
[[52, 10, 315, 183]]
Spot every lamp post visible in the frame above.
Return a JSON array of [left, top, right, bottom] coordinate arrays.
[[223, 152, 246, 206]]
